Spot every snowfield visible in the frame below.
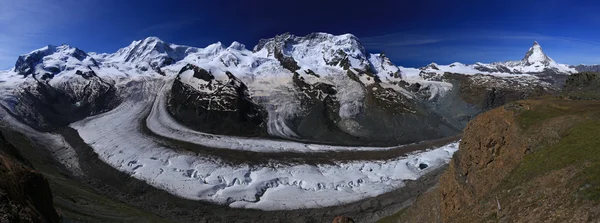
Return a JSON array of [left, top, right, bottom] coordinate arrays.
[[70, 80, 459, 210]]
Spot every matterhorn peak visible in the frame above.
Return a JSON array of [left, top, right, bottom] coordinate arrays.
[[522, 41, 552, 65]]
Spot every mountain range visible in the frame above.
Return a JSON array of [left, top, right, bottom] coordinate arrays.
[[0, 33, 593, 146]]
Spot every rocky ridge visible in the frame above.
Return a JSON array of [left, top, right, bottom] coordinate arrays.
[[378, 94, 600, 222]]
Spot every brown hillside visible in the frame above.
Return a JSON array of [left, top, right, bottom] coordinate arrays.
[[379, 97, 600, 223]]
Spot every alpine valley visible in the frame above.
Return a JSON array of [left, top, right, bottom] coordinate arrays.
[[0, 33, 597, 222]]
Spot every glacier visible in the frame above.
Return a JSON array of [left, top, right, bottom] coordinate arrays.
[[70, 80, 458, 209]]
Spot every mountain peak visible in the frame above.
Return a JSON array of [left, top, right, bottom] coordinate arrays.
[[28, 44, 82, 55], [141, 36, 163, 43], [522, 41, 552, 66], [14, 44, 96, 78], [227, 41, 245, 51], [109, 36, 198, 67]]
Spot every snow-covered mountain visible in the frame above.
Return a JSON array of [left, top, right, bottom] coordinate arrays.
[[102, 36, 198, 67], [417, 41, 577, 78], [0, 34, 565, 145], [14, 44, 99, 80], [0, 44, 121, 131]]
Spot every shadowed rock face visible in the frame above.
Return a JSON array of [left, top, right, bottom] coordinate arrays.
[[5, 71, 120, 132], [0, 131, 61, 223], [286, 69, 460, 146], [402, 73, 554, 135], [287, 72, 349, 142], [444, 73, 551, 111], [167, 64, 267, 136]]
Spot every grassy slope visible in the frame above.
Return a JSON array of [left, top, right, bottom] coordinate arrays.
[[478, 99, 600, 222], [510, 101, 600, 200], [378, 97, 600, 222]]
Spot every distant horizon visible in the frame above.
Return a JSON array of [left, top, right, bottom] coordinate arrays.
[[2, 0, 600, 69]]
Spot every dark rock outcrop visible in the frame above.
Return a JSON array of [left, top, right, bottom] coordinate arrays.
[[0, 131, 61, 223], [444, 73, 550, 110], [284, 69, 460, 146], [167, 64, 266, 136]]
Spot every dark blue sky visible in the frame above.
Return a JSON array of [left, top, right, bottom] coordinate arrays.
[[2, 0, 600, 69]]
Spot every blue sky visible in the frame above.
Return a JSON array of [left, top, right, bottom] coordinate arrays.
[[1, 0, 600, 69]]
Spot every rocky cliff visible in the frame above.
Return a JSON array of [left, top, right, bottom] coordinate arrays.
[[379, 97, 600, 222]]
